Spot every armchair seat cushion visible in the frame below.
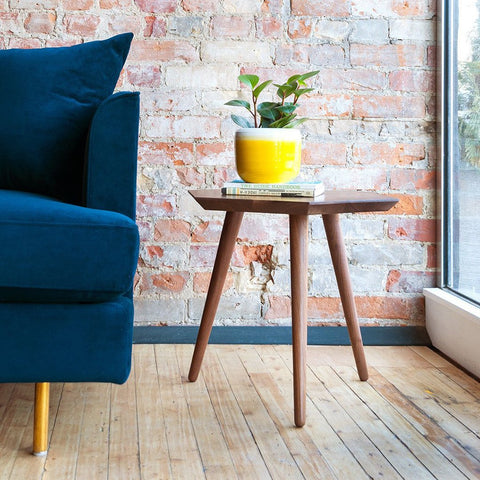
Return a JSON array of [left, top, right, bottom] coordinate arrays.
[[0, 190, 139, 303]]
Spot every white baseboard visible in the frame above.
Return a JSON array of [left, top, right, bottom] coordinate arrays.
[[424, 287, 480, 377]]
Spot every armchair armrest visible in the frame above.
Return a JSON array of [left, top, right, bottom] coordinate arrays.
[[84, 91, 140, 220]]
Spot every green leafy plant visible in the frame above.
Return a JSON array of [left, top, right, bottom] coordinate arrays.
[[458, 61, 480, 167], [225, 70, 319, 128]]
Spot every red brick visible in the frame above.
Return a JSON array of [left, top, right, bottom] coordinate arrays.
[[265, 295, 291, 320], [390, 169, 435, 191], [45, 38, 77, 47], [137, 220, 153, 242], [232, 245, 274, 267], [211, 16, 251, 38], [427, 45, 436, 68], [176, 167, 206, 187], [154, 219, 191, 242], [212, 167, 238, 187], [63, 0, 93, 9], [427, 244, 437, 269], [386, 270, 436, 293], [8, 38, 42, 48], [261, 0, 283, 14], [274, 44, 310, 64], [192, 220, 223, 243], [237, 216, 289, 243], [256, 16, 283, 38], [126, 64, 162, 88], [144, 16, 167, 37], [182, 0, 219, 12], [389, 70, 435, 92], [24, 12, 56, 34], [387, 194, 424, 215], [287, 18, 313, 39], [137, 194, 176, 217], [193, 271, 234, 293], [100, 0, 130, 7], [307, 297, 343, 319], [303, 94, 352, 117], [355, 296, 424, 322], [352, 143, 425, 166], [190, 245, 218, 268], [303, 142, 347, 166], [64, 14, 100, 36], [320, 68, 386, 91], [138, 142, 194, 166], [129, 40, 197, 62], [134, 0, 176, 13], [197, 143, 232, 167], [351, 44, 424, 68], [353, 95, 425, 119], [291, 0, 350, 16], [152, 272, 188, 292], [0, 13, 19, 35], [387, 218, 436, 242], [145, 245, 164, 261], [392, 0, 432, 16]]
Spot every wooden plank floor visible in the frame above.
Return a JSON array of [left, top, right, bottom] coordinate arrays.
[[1, 344, 480, 479]]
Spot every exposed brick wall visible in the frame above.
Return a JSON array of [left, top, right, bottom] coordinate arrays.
[[2, 0, 437, 327]]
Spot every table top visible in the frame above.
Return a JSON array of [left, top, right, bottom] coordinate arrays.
[[190, 189, 398, 215]]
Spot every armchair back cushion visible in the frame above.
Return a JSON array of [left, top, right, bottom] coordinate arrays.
[[0, 33, 133, 204]]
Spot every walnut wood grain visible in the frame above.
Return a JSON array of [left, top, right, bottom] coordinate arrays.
[[289, 214, 309, 427], [188, 189, 398, 427], [188, 211, 244, 382], [190, 189, 398, 215], [323, 214, 369, 380]]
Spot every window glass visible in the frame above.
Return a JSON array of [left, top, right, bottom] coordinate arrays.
[[448, 0, 480, 303]]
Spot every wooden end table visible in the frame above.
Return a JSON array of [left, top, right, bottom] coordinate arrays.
[[187, 189, 398, 427]]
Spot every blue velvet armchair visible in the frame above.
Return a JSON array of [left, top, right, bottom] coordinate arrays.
[[0, 33, 140, 455]]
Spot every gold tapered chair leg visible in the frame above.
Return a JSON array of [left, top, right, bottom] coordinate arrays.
[[33, 382, 49, 456]]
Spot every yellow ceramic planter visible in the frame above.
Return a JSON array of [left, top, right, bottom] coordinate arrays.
[[235, 128, 301, 183]]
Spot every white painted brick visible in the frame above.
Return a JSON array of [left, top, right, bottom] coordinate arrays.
[[314, 20, 350, 42], [350, 19, 389, 44], [311, 216, 386, 240], [390, 19, 435, 41], [350, 242, 424, 266], [188, 295, 262, 322], [223, 0, 262, 14], [134, 298, 185, 325], [201, 40, 272, 64], [311, 266, 387, 295], [165, 65, 238, 89]]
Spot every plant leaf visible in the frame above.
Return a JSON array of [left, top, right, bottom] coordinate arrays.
[[275, 84, 296, 99], [298, 70, 320, 82], [238, 74, 259, 89], [258, 101, 280, 120], [275, 104, 297, 115], [269, 113, 297, 128], [225, 99, 251, 110], [253, 80, 273, 98], [283, 118, 309, 128], [286, 74, 302, 84], [231, 114, 254, 128]]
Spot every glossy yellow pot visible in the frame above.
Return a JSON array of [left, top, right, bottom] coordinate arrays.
[[235, 128, 301, 183]]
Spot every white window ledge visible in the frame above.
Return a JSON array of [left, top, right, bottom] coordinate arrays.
[[424, 287, 480, 377]]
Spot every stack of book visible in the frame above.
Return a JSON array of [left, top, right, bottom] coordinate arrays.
[[221, 180, 325, 198]]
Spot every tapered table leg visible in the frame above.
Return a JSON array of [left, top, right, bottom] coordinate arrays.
[[323, 214, 368, 381], [189, 211, 244, 382], [33, 382, 49, 456], [289, 214, 309, 427]]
